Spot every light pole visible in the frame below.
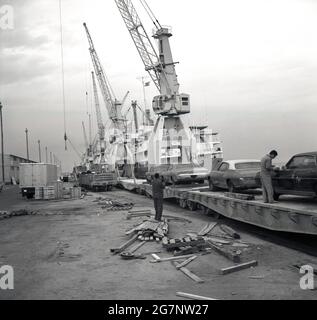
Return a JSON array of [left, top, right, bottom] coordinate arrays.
[[25, 128, 29, 161], [0, 102, 4, 183], [38, 140, 42, 163]]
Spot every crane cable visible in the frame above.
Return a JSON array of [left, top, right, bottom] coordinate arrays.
[[67, 137, 82, 161], [59, 0, 68, 151], [138, 0, 162, 30]]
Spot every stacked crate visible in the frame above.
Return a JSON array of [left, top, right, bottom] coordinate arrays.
[[43, 186, 55, 200], [53, 181, 63, 200]]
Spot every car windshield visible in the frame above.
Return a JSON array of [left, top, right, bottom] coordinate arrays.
[[235, 162, 261, 170], [287, 156, 317, 169]]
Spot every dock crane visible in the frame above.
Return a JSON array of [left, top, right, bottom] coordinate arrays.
[[91, 71, 106, 165], [83, 22, 134, 175], [114, 0, 195, 167]]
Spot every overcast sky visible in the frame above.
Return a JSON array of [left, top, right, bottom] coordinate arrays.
[[0, 0, 317, 171]]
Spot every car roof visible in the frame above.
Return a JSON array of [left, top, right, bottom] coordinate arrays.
[[223, 160, 261, 165], [293, 152, 317, 157]]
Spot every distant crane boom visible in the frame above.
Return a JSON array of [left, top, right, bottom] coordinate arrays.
[[84, 23, 124, 127], [82, 121, 89, 152], [114, 0, 162, 92], [91, 71, 105, 140]]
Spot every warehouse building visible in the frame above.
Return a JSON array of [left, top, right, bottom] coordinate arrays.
[[0, 154, 36, 184]]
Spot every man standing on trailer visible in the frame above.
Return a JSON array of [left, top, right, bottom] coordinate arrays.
[[261, 150, 278, 204], [152, 173, 165, 221]]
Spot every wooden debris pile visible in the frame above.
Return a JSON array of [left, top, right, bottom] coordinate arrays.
[[163, 236, 207, 255], [126, 219, 169, 242], [110, 213, 258, 291]]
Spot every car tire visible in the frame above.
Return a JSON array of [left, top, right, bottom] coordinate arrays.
[[209, 179, 218, 191], [227, 180, 236, 193], [273, 193, 280, 201]]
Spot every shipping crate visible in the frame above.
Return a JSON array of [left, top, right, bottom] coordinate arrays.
[[43, 187, 56, 200]]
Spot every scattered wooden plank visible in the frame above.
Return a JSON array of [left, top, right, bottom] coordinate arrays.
[[172, 262, 204, 283], [176, 256, 198, 270], [130, 241, 146, 254], [221, 260, 258, 275], [207, 241, 241, 263], [198, 222, 218, 236], [150, 254, 195, 263], [125, 227, 139, 236], [110, 234, 139, 255], [151, 254, 161, 261], [206, 237, 231, 245], [176, 292, 218, 301], [220, 225, 241, 239]]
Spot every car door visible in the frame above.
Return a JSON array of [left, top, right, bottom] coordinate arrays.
[[293, 155, 317, 193], [274, 157, 298, 191], [213, 162, 230, 188]]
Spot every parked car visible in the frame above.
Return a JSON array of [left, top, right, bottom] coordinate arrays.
[[272, 152, 317, 200], [208, 160, 262, 192], [146, 163, 209, 185]]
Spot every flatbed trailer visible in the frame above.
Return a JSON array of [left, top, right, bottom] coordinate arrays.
[[119, 179, 317, 236]]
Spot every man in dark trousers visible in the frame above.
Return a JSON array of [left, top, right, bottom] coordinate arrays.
[[261, 150, 278, 204], [152, 173, 165, 221]]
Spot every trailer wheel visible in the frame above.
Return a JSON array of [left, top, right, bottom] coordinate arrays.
[[107, 185, 113, 192], [187, 201, 197, 211]]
